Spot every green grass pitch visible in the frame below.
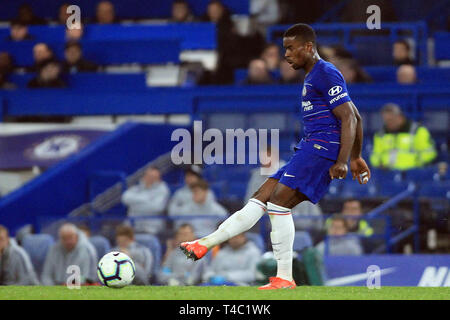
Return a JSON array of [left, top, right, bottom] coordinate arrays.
[[0, 286, 448, 300]]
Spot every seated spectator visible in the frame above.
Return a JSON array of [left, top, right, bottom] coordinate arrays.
[[169, 179, 228, 237], [326, 199, 373, 237], [121, 167, 170, 235], [0, 225, 39, 285], [242, 59, 275, 85], [63, 42, 98, 73], [158, 223, 206, 285], [7, 20, 34, 41], [250, 0, 280, 28], [41, 223, 97, 285], [279, 59, 304, 84], [396, 64, 417, 84], [316, 214, 363, 256], [393, 40, 414, 66], [245, 145, 285, 202], [0, 52, 16, 90], [292, 201, 323, 232], [112, 225, 153, 285], [29, 43, 55, 72], [15, 3, 46, 25], [202, 233, 261, 285], [65, 24, 84, 42], [334, 58, 371, 84], [95, 1, 117, 24], [171, 0, 195, 23], [168, 165, 215, 214], [27, 60, 67, 88], [261, 43, 281, 72], [370, 103, 437, 170], [58, 3, 71, 25]]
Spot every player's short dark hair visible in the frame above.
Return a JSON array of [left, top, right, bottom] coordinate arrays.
[[283, 23, 316, 45]]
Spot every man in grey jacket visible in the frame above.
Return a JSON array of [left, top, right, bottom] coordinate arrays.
[[158, 223, 206, 286], [169, 180, 228, 237], [122, 167, 170, 235], [0, 225, 39, 285], [41, 223, 97, 285], [202, 233, 262, 286], [316, 214, 363, 256], [112, 225, 153, 285]]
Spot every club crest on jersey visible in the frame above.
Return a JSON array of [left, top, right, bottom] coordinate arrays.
[[328, 85, 343, 96], [302, 86, 307, 96]]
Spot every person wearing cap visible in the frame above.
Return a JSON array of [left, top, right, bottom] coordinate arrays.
[[370, 103, 437, 170], [168, 166, 216, 215]]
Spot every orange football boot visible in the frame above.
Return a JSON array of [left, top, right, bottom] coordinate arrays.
[[179, 240, 208, 261], [258, 277, 297, 290]]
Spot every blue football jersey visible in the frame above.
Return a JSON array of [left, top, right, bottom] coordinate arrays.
[[295, 59, 352, 161]]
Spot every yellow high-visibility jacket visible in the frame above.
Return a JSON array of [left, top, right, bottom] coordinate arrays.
[[370, 121, 437, 171]]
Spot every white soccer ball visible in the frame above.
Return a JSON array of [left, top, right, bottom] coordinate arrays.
[[97, 251, 136, 288]]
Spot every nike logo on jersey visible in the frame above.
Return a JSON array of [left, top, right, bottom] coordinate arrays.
[[283, 173, 295, 177]]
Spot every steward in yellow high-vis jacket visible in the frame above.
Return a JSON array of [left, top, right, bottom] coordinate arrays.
[[370, 103, 437, 170]]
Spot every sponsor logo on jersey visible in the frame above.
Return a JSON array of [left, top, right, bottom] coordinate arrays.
[[328, 85, 343, 96], [302, 101, 313, 111], [329, 92, 348, 105]]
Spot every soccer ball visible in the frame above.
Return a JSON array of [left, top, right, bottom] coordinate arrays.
[[97, 251, 136, 288]]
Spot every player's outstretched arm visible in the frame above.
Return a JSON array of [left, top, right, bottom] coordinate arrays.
[[329, 102, 357, 180], [349, 102, 371, 184]]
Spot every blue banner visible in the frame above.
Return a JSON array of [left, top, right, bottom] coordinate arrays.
[[324, 255, 450, 287], [0, 130, 108, 170]]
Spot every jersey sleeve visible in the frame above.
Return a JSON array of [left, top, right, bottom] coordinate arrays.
[[316, 67, 351, 110]]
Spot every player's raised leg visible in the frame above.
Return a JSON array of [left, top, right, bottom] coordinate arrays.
[[258, 183, 307, 290], [180, 178, 278, 261]]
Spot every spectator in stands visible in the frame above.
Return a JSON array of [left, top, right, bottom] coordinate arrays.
[[112, 225, 153, 285], [77, 224, 91, 238], [242, 59, 275, 85], [393, 40, 414, 66], [245, 145, 285, 202], [168, 165, 215, 215], [95, 1, 117, 24], [29, 43, 55, 72], [202, 233, 261, 285], [15, 3, 46, 25], [121, 167, 170, 235], [171, 0, 195, 23], [65, 24, 84, 42], [316, 214, 363, 256], [396, 64, 417, 84], [63, 42, 98, 73], [370, 103, 437, 170], [334, 58, 372, 84], [0, 225, 39, 285], [28, 60, 67, 89], [292, 201, 323, 232], [0, 52, 16, 90], [7, 20, 34, 41], [326, 199, 373, 237], [41, 223, 97, 285], [279, 59, 304, 84], [250, 0, 280, 28], [260, 43, 281, 72], [169, 179, 228, 237], [158, 223, 206, 285], [58, 3, 71, 25]]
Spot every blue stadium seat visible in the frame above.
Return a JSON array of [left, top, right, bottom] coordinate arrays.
[[377, 181, 412, 197], [246, 232, 265, 252], [22, 234, 54, 275], [371, 169, 403, 183], [404, 168, 437, 182], [341, 181, 377, 198], [293, 231, 313, 252], [419, 181, 450, 199], [134, 233, 162, 276], [89, 235, 111, 259]]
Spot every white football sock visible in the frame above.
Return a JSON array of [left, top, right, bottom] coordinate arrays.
[[267, 202, 295, 282], [198, 198, 266, 249]]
